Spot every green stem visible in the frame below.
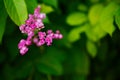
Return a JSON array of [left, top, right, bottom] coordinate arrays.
[[28, 68, 34, 80], [47, 74, 52, 80]]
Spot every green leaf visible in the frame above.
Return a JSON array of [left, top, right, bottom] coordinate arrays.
[[4, 0, 28, 26], [78, 4, 88, 12], [46, 47, 66, 62], [68, 28, 80, 42], [100, 2, 119, 36], [73, 51, 90, 75], [85, 24, 98, 42], [86, 40, 97, 58], [93, 24, 107, 40], [88, 4, 104, 25], [15, 61, 33, 78], [68, 24, 87, 42], [25, 0, 37, 14], [43, 0, 58, 9], [36, 47, 64, 75], [41, 3, 54, 14], [115, 7, 120, 29], [66, 12, 88, 26], [85, 24, 106, 42], [37, 60, 62, 75], [0, 0, 7, 43], [63, 48, 90, 75]]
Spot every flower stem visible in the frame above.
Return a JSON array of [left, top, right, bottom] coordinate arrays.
[[47, 74, 52, 80]]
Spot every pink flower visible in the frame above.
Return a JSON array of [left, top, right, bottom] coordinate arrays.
[[18, 39, 26, 49], [20, 46, 28, 55], [33, 37, 39, 44], [38, 32, 46, 39], [19, 24, 26, 33], [58, 34, 63, 39], [18, 5, 63, 55], [26, 40, 32, 46], [38, 13, 46, 19], [36, 39, 45, 46], [45, 36, 53, 46], [47, 30, 53, 34]]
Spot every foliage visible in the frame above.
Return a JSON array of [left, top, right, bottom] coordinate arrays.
[[0, 0, 120, 80]]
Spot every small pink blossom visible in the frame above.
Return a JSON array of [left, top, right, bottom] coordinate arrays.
[[20, 46, 28, 55], [36, 39, 45, 46], [58, 34, 63, 39], [18, 39, 26, 49], [33, 37, 39, 44], [38, 32, 46, 39], [18, 5, 63, 55], [45, 36, 53, 46]]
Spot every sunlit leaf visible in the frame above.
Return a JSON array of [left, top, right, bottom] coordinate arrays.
[[4, 0, 28, 26], [68, 28, 80, 42], [41, 3, 54, 14], [86, 40, 97, 58], [85, 24, 98, 42], [88, 4, 104, 25], [66, 12, 88, 26], [93, 24, 107, 40], [115, 7, 120, 29], [68, 24, 87, 42], [100, 2, 119, 36], [85, 24, 106, 42], [0, 0, 7, 43]]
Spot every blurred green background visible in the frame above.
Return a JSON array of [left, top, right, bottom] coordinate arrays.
[[0, 0, 120, 80]]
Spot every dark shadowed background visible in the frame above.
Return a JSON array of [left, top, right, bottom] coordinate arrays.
[[0, 0, 120, 80]]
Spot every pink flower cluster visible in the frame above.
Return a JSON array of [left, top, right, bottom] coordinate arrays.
[[18, 6, 63, 55]]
